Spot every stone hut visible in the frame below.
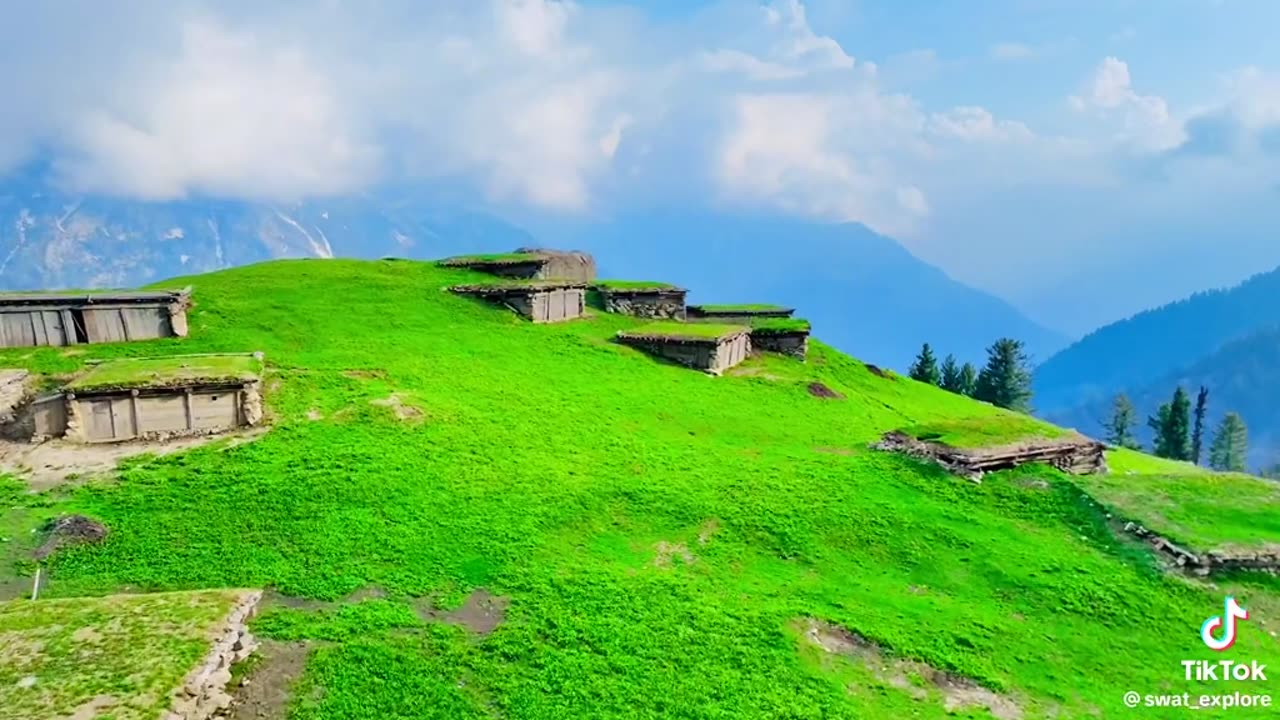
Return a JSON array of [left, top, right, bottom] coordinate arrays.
[[686, 304, 795, 322], [450, 281, 587, 323], [0, 288, 191, 348], [439, 249, 596, 283], [616, 323, 751, 375], [749, 319, 811, 360], [594, 282, 688, 320], [4, 354, 265, 444], [875, 430, 1108, 480]]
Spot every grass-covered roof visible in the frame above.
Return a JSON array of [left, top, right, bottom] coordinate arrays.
[[67, 354, 262, 392], [592, 279, 683, 292], [617, 321, 748, 343]]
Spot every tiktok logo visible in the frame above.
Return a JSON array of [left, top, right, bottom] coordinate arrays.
[[1202, 596, 1249, 651]]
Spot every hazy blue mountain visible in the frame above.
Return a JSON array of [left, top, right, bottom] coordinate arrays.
[[1047, 324, 1280, 470], [0, 174, 533, 291], [0, 174, 1063, 371], [1034, 266, 1280, 413], [536, 210, 1067, 370]]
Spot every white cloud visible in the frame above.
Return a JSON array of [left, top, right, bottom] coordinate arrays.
[[56, 20, 378, 201], [927, 107, 1033, 142], [1070, 57, 1184, 151]]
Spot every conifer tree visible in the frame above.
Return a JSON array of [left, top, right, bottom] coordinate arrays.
[[1191, 386, 1209, 465], [1104, 394, 1141, 450], [958, 363, 978, 398], [908, 343, 941, 385], [1209, 413, 1249, 472], [973, 338, 1033, 412], [1148, 387, 1192, 461], [939, 354, 962, 393]]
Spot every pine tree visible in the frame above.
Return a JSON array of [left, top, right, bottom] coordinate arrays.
[[1148, 387, 1192, 461], [1209, 413, 1249, 472], [1104, 394, 1141, 450], [973, 338, 1033, 412], [958, 363, 978, 398], [939, 354, 962, 393], [908, 343, 941, 385], [1191, 386, 1209, 465]]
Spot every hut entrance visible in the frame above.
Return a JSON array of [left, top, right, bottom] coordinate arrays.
[[69, 309, 89, 344]]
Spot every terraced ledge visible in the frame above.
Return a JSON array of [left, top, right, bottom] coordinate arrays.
[[1119, 521, 1280, 577]]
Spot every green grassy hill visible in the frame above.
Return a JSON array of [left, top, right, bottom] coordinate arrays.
[[1, 259, 1278, 719]]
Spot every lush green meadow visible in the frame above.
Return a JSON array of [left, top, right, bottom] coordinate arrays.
[[1, 259, 1277, 719]]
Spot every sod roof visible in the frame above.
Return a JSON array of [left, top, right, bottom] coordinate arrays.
[[617, 321, 749, 343], [67, 354, 263, 392], [437, 252, 548, 267], [592, 280, 684, 292], [748, 317, 812, 334], [688, 303, 794, 315], [450, 280, 588, 293]]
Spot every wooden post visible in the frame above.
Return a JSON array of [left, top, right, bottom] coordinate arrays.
[[31, 566, 41, 601], [118, 308, 131, 342], [183, 390, 194, 430], [60, 310, 75, 345], [28, 311, 39, 347], [130, 389, 140, 438]]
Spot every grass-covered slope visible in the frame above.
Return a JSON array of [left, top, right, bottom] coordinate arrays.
[[0, 259, 1277, 719]]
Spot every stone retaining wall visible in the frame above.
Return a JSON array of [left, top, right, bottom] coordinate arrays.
[[163, 590, 262, 720], [751, 330, 809, 359], [1121, 522, 1280, 577], [601, 290, 687, 319]]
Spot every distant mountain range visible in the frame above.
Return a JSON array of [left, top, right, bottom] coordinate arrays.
[[1036, 267, 1280, 468], [0, 169, 1065, 371]]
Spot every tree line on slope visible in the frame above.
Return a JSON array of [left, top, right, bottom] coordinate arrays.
[[907, 338, 1034, 412], [1104, 387, 1251, 472]]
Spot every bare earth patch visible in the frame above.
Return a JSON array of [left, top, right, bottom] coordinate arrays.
[[305, 408, 324, 421], [653, 541, 696, 567], [0, 428, 269, 491], [814, 447, 853, 456], [443, 590, 509, 636], [228, 640, 311, 720], [342, 369, 388, 380], [800, 618, 1023, 720], [369, 394, 424, 422], [807, 382, 845, 399]]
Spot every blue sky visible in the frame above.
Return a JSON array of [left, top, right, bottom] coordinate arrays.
[[1, 0, 1278, 334]]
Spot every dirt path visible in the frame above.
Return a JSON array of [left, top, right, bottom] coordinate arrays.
[[229, 640, 312, 720], [0, 428, 268, 491]]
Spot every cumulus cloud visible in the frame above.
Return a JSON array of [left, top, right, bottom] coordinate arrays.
[[1069, 57, 1184, 151], [57, 20, 378, 201], [0, 0, 1248, 243]]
